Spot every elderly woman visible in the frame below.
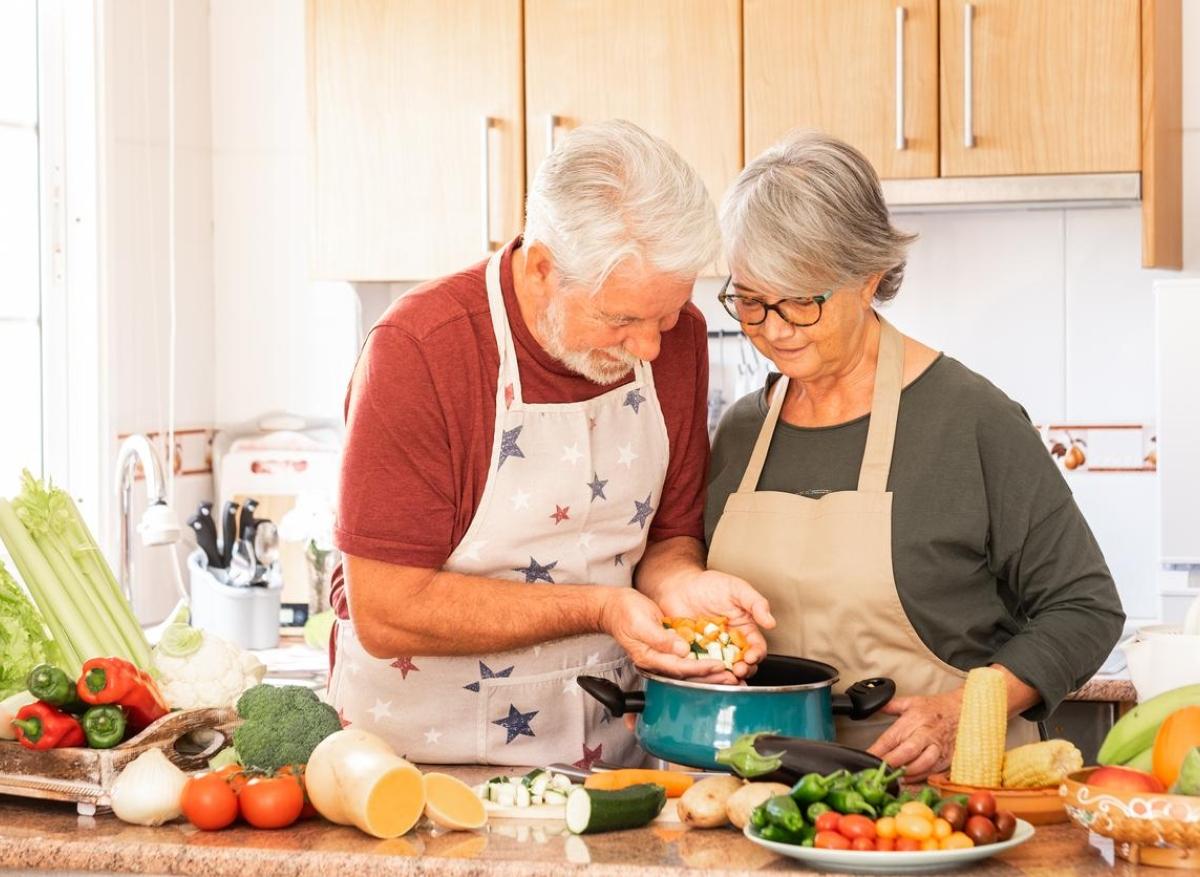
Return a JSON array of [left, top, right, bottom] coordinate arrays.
[[705, 131, 1125, 780]]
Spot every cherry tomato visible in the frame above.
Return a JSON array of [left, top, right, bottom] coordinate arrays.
[[851, 837, 875, 852], [965, 815, 998, 846], [941, 831, 976, 850], [895, 812, 934, 840], [921, 838, 940, 851], [181, 773, 239, 831], [837, 814, 877, 841], [993, 811, 1017, 841], [212, 764, 250, 794], [238, 775, 305, 830], [895, 837, 922, 852], [875, 816, 898, 839], [815, 811, 842, 833], [814, 831, 852, 850], [966, 791, 997, 819], [899, 801, 935, 820], [933, 817, 953, 840], [875, 836, 896, 852], [276, 765, 317, 819]]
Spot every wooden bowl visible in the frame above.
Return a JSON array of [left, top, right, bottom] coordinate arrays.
[[927, 772, 1068, 825], [1060, 767, 1200, 870]]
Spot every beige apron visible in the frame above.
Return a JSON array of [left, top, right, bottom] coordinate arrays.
[[330, 246, 668, 766], [707, 315, 1037, 751]]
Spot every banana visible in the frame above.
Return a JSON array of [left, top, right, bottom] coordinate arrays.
[[1098, 683, 1200, 765], [1120, 745, 1155, 773]]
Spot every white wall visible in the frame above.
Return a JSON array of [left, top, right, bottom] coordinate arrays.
[[209, 0, 360, 426], [102, 0, 216, 622]]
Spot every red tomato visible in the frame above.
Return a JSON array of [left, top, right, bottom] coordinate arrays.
[[875, 837, 896, 852], [837, 814, 877, 841], [181, 774, 239, 831], [895, 837, 922, 852], [238, 775, 305, 830], [851, 837, 875, 851], [815, 812, 842, 833], [814, 831, 852, 850]]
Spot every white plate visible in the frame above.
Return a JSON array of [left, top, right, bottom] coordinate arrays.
[[744, 818, 1034, 874]]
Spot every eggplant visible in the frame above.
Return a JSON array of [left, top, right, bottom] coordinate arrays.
[[716, 732, 901, 795]]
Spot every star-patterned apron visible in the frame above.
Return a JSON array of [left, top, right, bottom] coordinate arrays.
[[329, 246, 670, 767], [707, 315, 1038, 751]]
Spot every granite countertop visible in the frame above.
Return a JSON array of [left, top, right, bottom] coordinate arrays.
[[0, 766, 1148, 877]]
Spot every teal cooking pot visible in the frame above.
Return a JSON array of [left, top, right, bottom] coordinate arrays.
[[578, 654, 894, 770]]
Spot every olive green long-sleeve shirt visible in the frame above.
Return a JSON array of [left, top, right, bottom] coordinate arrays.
[[705, 355, 1125, 720]]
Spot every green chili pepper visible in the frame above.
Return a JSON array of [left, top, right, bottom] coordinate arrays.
[[714, 731, 785, 779], [882, 800, 903, 818], [25, 664, 86, 712], [788, 770, 847, 805], [917, 786, 941, 808], [805, 801, 832, 822], [764, 794, 806, 833], [80, 705, 127, 749], [854, 761, 906, 807], [934, 794, 969, 815], [825, 787, 877, 818], [750, 805, 770, 830], [760, 823, 815, 846]]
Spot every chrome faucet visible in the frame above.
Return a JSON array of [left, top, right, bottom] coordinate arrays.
[[115, 434, 178, 606]]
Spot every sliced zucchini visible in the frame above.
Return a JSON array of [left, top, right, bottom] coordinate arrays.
[[516, 784, 531, 808], [496, 783, 517, 807], [565, 784, 666, 835], [551, 772, 573, 791], [531, 772, 552, 798], [543, 789, 568, 806], [706, 641, 724, 661]]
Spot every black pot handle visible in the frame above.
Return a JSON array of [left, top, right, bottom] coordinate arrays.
[[831, 677, 895, 721], [577, 676, 645, 717]]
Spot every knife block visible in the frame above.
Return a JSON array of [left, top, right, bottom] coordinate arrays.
[[188, 550, 282, 649]]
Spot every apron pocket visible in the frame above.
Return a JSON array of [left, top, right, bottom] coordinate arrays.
[[479, 656, 641, 767]]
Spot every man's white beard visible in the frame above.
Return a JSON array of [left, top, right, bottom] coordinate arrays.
[[538, 295, 639, 385]]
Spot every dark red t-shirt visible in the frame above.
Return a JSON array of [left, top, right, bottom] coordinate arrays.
[[329, 240, 710, 621]]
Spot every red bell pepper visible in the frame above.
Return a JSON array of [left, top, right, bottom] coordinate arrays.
[[77, 657, 169, 732], [12, 702, 86, 750]]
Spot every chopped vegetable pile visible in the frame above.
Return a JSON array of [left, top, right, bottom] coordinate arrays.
[[661, 615, 746, 670]]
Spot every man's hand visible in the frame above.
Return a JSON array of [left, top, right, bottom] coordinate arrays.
[[599, 588, 728, 680], [866, 689, 964, 782], [656, 569, 776, 683]]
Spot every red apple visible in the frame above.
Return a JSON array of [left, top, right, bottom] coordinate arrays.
[[1087, 766, 1167, 794]]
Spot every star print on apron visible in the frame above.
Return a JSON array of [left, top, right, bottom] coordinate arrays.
[[707, 315, 1038, 751], [329, 245, 671, 766]]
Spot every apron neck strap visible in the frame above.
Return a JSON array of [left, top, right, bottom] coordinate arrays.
[[857, 315, 904, 492], [734, 313, 904, 495], [737, 373, 790, 493]]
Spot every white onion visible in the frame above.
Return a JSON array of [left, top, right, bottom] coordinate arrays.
[[110, 748, 188, 826]]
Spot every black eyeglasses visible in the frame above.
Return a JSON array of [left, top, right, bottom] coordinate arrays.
[[717, 276, 834, 328]]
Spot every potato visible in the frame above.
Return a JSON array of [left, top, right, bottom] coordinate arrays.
[[676, 775, 743, 828], [725, 782, 791, 830]]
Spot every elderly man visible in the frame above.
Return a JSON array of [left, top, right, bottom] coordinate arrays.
[[328, 120, 774, 766]]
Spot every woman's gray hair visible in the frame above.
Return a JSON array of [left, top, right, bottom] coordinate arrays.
[[524, 119, 720, 293], [721, 130, 917, 303]]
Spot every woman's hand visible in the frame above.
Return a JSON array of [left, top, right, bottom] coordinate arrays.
[[656, 569, 776, 683], [866, 689, 964, 782]]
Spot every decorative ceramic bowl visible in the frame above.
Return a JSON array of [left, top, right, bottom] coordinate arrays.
[[1060, 767, 1200, 870], [927, 773, 1068, 824]]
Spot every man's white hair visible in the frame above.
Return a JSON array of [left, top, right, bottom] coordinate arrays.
[[523, 119, 720, 292]]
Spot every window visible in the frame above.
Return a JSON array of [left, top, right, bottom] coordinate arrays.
[[0, 0, 42, 495]]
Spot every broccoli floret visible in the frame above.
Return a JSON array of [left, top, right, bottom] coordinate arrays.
[[232, 684, 342, 771]]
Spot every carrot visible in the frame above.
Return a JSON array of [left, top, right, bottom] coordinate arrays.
[[583, 769, 695, 798]]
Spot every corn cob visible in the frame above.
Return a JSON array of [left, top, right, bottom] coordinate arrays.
[[1001, 739, 1084, 788], [950, 667, 1007, 787]]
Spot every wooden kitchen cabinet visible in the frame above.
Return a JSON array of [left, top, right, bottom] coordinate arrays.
[[745, 0, 940, 179], [523, 0, 742, 213], [938, 0, 1141, 177], [307, 0, 524, 280]]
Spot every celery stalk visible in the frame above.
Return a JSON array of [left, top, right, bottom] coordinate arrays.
[[59, 494, 153, 670], [33, 530, 128, 662], [0, 500, 87, 676]]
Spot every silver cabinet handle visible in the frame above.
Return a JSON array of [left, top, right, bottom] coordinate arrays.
[[895, 6, 906, 151], [480, 115, 494, 253], [546, 114, 560, 156], [963, 2, 974, 149]]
